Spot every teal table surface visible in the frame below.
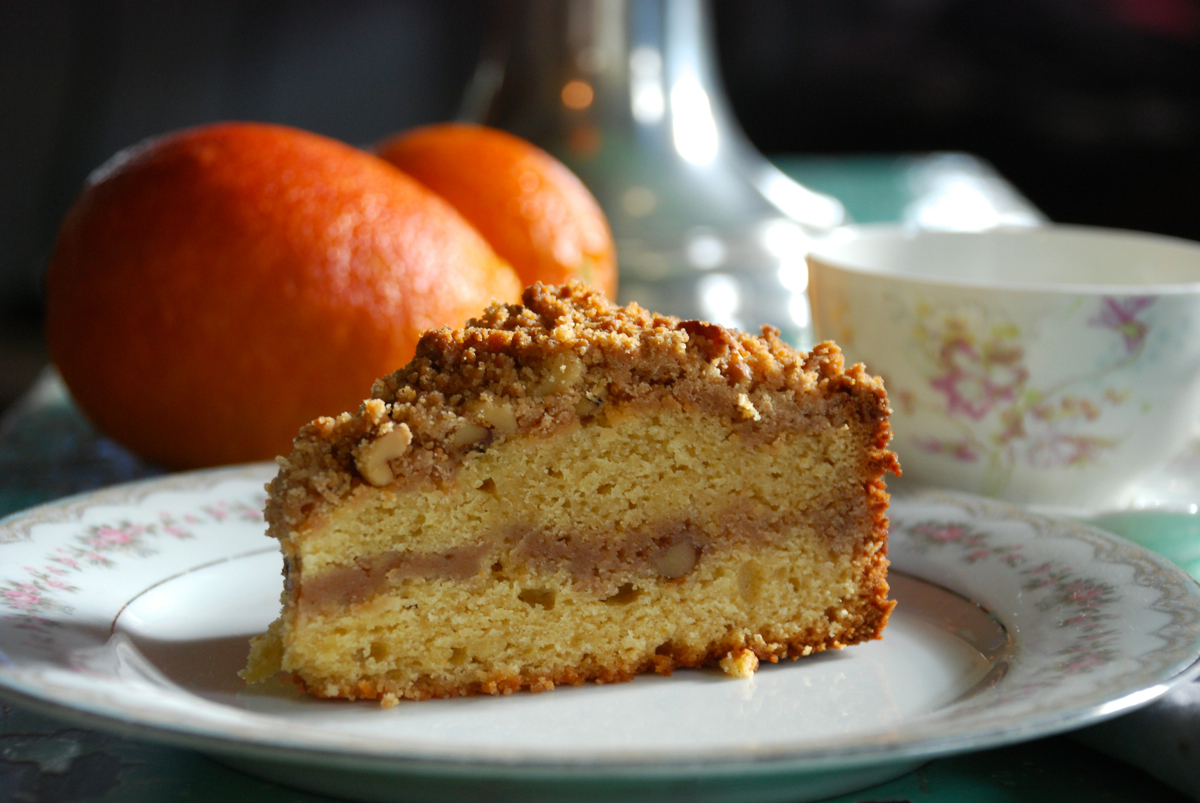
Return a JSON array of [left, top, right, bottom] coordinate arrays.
[[0, 155, 1193, 802], [774, 152, 1044, 229]]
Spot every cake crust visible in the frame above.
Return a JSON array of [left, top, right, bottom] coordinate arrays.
[[249, 282, 900, 703]]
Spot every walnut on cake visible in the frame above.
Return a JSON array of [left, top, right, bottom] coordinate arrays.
[[243, 281, 900, 705]]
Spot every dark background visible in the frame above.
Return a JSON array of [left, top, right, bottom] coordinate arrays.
[[3, 0, 1198, 410]]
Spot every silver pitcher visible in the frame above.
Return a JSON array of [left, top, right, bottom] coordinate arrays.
[[463, 0, 845, 346]]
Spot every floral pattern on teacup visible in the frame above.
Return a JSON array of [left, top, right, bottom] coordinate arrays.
[[903, 295, 1155, 495]]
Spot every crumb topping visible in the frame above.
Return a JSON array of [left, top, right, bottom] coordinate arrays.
[[265, 282, 897, 539]]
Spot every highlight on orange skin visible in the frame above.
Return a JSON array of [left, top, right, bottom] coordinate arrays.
[[375, 123, 618, 301]]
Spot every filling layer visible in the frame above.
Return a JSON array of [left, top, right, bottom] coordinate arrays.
[[296, 500, 867, 615]]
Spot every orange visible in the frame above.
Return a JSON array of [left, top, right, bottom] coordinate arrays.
[[375, 123, 617, 300], [45, 122, 521, 470]]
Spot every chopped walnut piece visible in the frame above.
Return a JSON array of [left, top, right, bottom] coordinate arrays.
[[466, 397, 518, 434], [654, 541, 698, 579], [354, 424, 412, 487], [533, 352, 585, 397], [451, 422, 491, 448]]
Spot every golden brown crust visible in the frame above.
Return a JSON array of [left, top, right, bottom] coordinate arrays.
[[266, 281, 899, 542]]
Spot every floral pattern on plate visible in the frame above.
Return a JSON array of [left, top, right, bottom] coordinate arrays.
[[0, 467, 1197, 782], [889, 488, 1200, 723], [0, 466, 270, 660], [901, 516, 1120, 675], [2, 502, 264, 620]]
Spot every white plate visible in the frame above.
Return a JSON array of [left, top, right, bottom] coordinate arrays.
[[1, 465, 1198, 803]]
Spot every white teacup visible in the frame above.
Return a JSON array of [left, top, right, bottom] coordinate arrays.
[[807, 224, 1200, 513]]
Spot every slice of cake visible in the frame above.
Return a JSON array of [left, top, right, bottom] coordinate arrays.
[[244, 282, 899, 704]]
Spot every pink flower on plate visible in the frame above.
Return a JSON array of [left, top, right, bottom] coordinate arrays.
[[4, 588, 41, 608], [1064, 655, 1108, 673], [92, 527, 133, 546], [1067, 584, 1105, 603], [1090, 296, 1155, 354], [918, 524, 968, 543]]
